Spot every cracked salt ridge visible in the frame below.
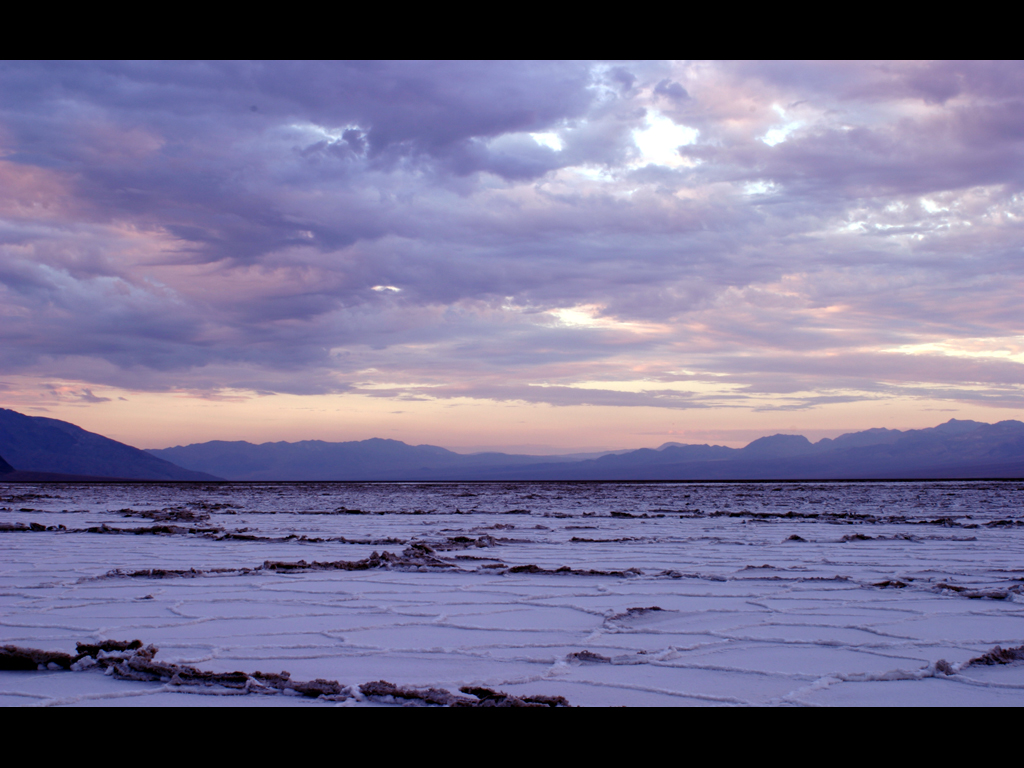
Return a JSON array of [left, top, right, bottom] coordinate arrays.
[[0, 641, 567, 706], [94, 541, 646, 579], [2, 481, 1024, 706]]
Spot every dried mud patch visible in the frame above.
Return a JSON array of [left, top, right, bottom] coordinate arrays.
[[263, 543, 457, 573], [842, 533, 874, 542], [504, 564, 642, 578], [358, 680, 571, 706], [10, 638, 564, 706], [0, 522, 65, 532], [1, 640, 351, 699], [570, 536, 644, 543], [82, 523, 225, 536], [934, 581, 1020, 600], [567, 650, 612, 664], [118, 507, 211, 523], [965, 645, 1024, 666], [100, 567, 255, 580], [0, 493, 55, 503], [458, 686, 569, 708], [606, 606, 665, 627], [431, 535, 500, 550], [1, 645, 78, 670]]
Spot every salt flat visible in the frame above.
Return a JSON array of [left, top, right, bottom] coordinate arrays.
[[1, 481, 1022, 706]]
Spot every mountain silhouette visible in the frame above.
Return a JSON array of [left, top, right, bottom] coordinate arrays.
[[0, 409, 221, 481], [4, 406, 1022, 481], [147, 418, 1024, 481]]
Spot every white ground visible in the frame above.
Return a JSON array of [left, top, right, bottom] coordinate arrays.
[[1, 481, 1022, 706]]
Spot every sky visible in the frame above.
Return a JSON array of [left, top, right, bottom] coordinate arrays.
[[1, 60, 1023, 452]]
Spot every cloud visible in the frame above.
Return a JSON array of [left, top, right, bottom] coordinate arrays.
[[653, 79, 689, 102], [42, 385, 112, 404], [76, 388, 111, 403], [356, 382, 720, 410], [1, 61, 1023, 424]]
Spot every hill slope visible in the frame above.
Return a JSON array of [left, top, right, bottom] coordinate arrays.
[[0, 409, 221, 481]]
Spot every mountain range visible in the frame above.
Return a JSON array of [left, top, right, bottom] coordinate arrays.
[[2, 406, 1023, 481], [147, 419, 1024, 481], [0, 408, 219, 481]]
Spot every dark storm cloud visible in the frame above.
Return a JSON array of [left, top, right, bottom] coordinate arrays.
[[1, 61, 1023, 411]]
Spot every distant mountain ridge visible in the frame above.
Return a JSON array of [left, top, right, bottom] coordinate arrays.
[[147, 418, 1024, 481], [147, 437, 605, 482], [3, 405, 1022, 481], [541, 419, 1024, 481], [0, 409, 221, 481]]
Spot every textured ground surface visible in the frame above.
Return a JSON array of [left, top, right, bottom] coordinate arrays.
[[1, 481, 1022, 706]]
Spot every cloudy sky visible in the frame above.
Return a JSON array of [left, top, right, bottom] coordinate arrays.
[[1, 61, 1023, 451]]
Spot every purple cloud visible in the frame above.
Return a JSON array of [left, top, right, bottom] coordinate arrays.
[[1, 61, 1023, 425]]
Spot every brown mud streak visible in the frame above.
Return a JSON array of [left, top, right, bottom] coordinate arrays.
[[3, 641, 575, 705], [965, 645, 1024, 666], [1, 645, 79, 670], [119, 508, 211, 523], [84, 524, 225, 536], [431, 535, 500, 550], [263, 543, 455, 572], [1, 640, 349, 699], [96, 550, 646, 581], [934, 581, 1020, 600], [568, 650, 612, 664], [9, 514, 405, 545], [104, 567, 255, 579], [0, 522, 65, 532], [570, 536, 643, 543], [607, 606, 663, 623], [1, 639, 143, 671], [359, 680, 569, 707], [504, 564, 642, 577]]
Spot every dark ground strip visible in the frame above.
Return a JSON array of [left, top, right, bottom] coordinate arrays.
[[0, 641, 571, 706], [85, 542, 1024, 599]]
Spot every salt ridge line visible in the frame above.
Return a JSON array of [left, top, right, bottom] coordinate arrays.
[[79, 557, 1024, 604], [0, 640, 571, 706], [4, 638, 1022, 704]]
